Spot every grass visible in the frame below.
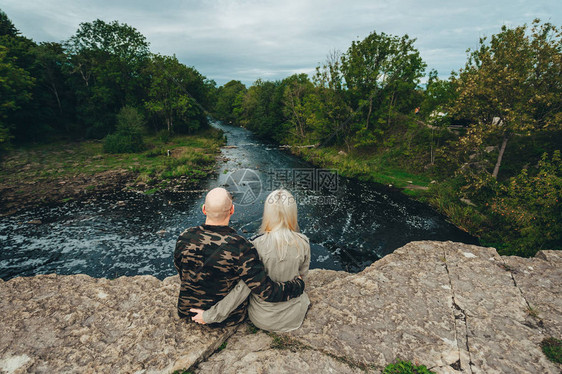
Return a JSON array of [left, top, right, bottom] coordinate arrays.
[[0, 128, 225, 188], [526, 305, 540, 319], [383, 360, 435, 374], [541, 337, 562, 364], [293, 146, 431, 197], [267, 331, 373, 371], [246, 322, 259, 334], [268, 332, 309, 351]]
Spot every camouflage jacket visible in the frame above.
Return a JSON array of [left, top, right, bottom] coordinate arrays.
[[174, 224, 305, 326]]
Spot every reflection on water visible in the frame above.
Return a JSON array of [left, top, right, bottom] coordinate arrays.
[[0, 122, 478, 280]]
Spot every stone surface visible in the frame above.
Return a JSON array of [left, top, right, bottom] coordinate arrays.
[[196, 325, 368, 374], [305, 268, 350, 292], [1, 241, 560, 374], [289, 241, 461, 373], [288, 241, 561, 374], [442, 242, 556, 373], [503, 250, 562, 338], [0, 274, 235, 373]]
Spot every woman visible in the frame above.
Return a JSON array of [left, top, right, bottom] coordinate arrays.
[[191, 188, 310, 332]]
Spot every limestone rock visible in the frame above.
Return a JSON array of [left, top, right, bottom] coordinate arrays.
[[196, 325, 368, 374], [289, 241, 461, 372], [305, 268, 350, 292], [0, 274, 235, 373], [442, 242, 556, 373], [287, 241, 561, 374], [1, 242, 560, 374], [503, 250, 562, 338]]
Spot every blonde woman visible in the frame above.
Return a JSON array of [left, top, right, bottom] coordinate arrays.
[[190, 189, 311, 332]]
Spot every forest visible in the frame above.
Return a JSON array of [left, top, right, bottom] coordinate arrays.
[[213, 20, 562, 257], [1, 9, 561, 256], [0, 12, 215, 152]]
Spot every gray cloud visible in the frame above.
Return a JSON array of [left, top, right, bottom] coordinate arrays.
[[2, 0, 560, 86]]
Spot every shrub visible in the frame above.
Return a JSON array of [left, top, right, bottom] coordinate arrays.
[[541, 337, 562, 364], [103, 106, 146, 154], [0, 122, 13, 155], [156, 129, 171, 143], [490, 151, 562, 256], [383, 360, 435, 374]]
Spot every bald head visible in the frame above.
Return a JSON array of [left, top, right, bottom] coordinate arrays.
[[203, 187, 233, 224]]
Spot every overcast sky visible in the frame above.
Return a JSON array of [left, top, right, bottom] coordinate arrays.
[[2, 0, 561, 86]]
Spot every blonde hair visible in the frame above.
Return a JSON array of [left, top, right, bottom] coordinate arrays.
[[258, 189, 308, 260]]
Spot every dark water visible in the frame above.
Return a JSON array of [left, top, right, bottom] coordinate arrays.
[[0, 122, 478, 280]]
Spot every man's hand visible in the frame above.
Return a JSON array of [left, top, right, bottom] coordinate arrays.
[[190, 308, 206, 324]]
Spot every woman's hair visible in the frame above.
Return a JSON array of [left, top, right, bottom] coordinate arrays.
[[258, 189, 307, 260], [260, 189, 300, 233]]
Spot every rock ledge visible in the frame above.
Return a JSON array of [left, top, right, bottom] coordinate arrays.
[[1, 241, 560, 373]]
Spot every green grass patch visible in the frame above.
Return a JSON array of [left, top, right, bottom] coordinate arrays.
[[0, 128, 225, 187], [144, 188, 159, 195], [246, 322, 259, 334], [541, 337, 562, 364], [383, 360, 435, 374], [294, 146, 431, 190]]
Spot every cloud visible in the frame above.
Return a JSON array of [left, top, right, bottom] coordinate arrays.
[[2, 0, 561, 86]]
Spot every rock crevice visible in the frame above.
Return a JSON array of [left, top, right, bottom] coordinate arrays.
[[441, 250, 473, 374]]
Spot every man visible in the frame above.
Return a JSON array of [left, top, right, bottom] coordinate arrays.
[[174, 187, 305, 327]]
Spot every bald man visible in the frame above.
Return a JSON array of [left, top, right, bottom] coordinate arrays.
[[174, 187, 305, 327]]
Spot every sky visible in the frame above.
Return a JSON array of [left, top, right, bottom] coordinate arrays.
[[2, 0, 561, 86]]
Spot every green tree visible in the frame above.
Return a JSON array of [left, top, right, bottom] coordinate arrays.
[[144, 54, 208, 134], [240, 79, 285, 141], [215, 80, 247, 125], [31, 42, 76, 134], [312, 51, 353, 147], [64, 19, 150, 138], [451, 20, 562, 179], [489, 151, 562, 255], [0, 45, 34, 150], [0, 10, 18, 37], [340, 31, 426, 146], [421, 70, 456, 124], [103, 106, 145, 153], [34, 43, 67, 117], [282, 74, 314, 141], [0, 10, 47, 142]]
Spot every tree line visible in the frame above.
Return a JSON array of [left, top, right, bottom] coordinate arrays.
[[0, 11, 215, 153], [213, 20, 562, 256]]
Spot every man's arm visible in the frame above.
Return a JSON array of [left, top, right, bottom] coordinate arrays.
[[236, 241, 304, 302], [197, 280, 251, 324]]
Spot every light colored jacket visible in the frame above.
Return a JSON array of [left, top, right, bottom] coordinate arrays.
[[202, 231, 310, 332]]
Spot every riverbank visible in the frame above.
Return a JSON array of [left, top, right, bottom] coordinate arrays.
[[287, 144, 503, 249], [0, 128, 225, 215], [289, 146, 432, 196]]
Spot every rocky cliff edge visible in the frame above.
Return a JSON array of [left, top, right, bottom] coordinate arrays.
[[1, 241, 560, 373]]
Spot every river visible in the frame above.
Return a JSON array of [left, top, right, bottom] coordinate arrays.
[[0, 122, 478, 280]]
